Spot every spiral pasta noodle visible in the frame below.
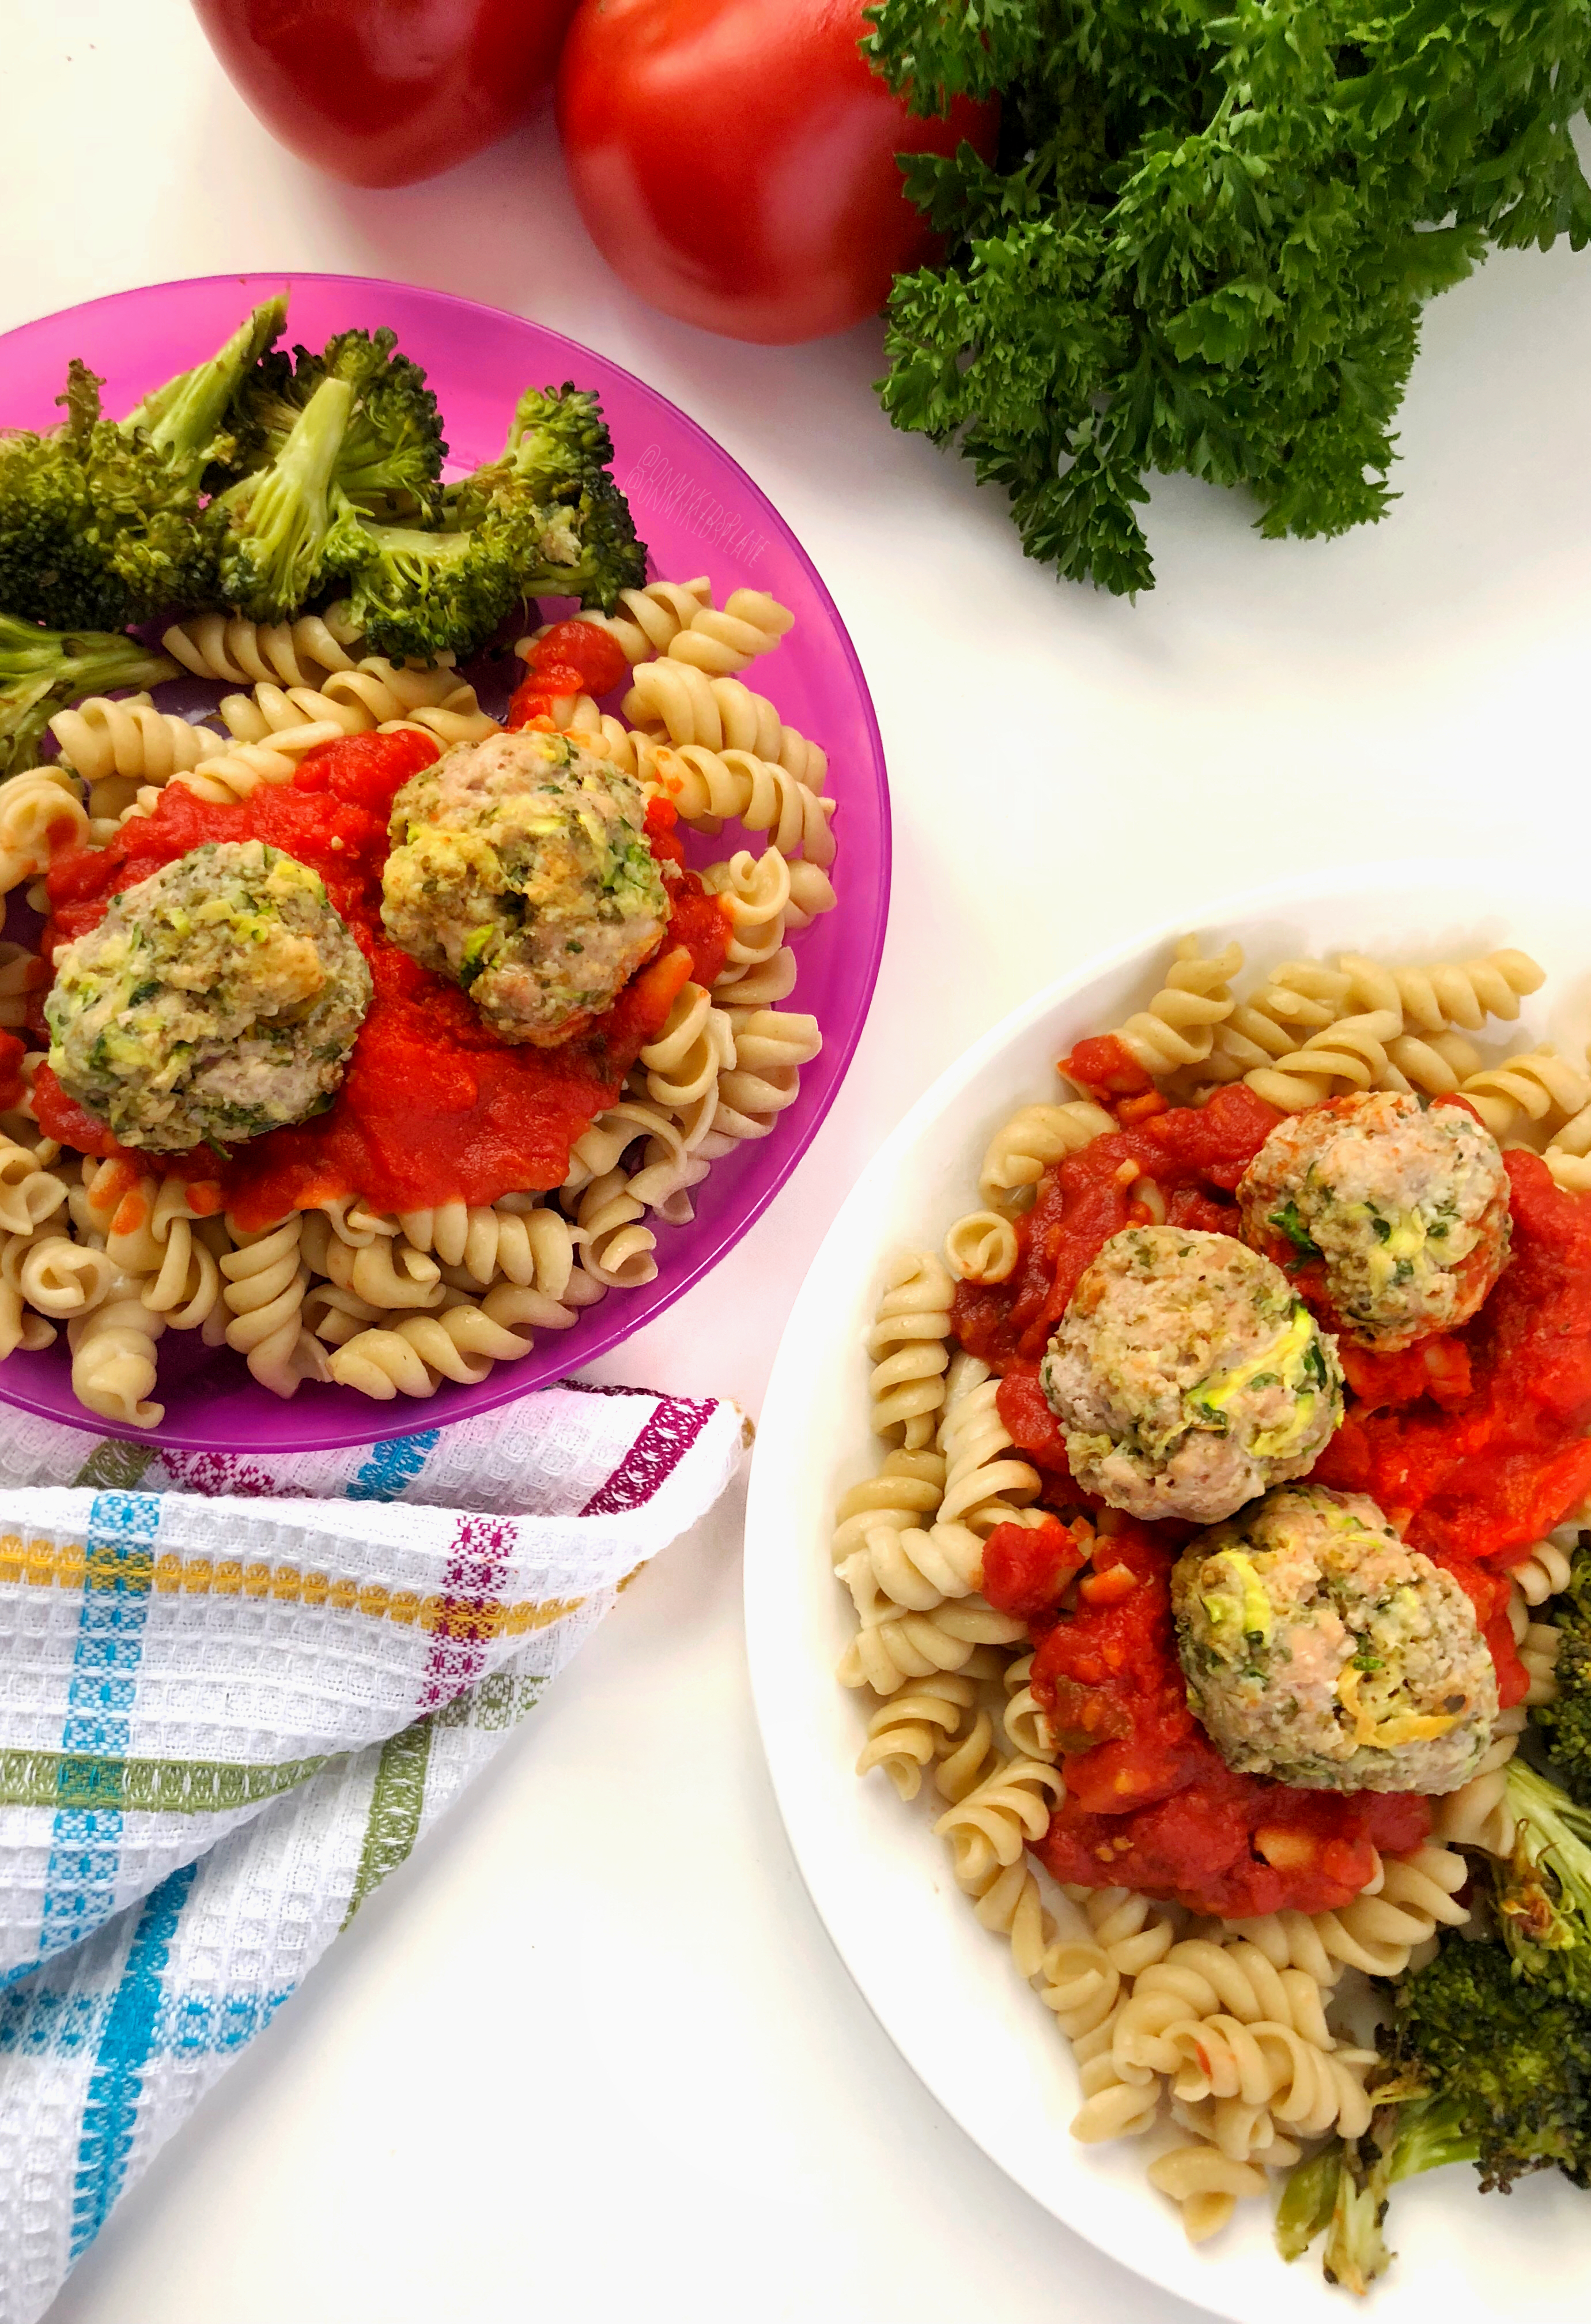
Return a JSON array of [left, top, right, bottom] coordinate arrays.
[[523, 577, 712, 667], [67, 1276, 165, 1429], [621, 658, 827, 786], [220, 1215, 327, 1399], [565, 1169, 658, 1290], [977, 1100, 1114, 1213], [664, 588, 794, 676], [855, 1672, 978, 1798], [0, 767, 92, 892], [935, 1361, 1041, 1530], [942, 1209, 1019, 1284], [655, 743, 836, 866], [1336, 947, 1545, 1032], [48, 692, 227, 784], [1243, 1010, 1403, 1111], [162, 607, 364, 688], [1108, 937, 1243, 1076], [831, 1448, 946, 1567], [835, 1597, 1027, 1696], [1456, 1045, 1591, 1142], [326, 1297, 534, 1397], [866, 1251, 955, 1449]]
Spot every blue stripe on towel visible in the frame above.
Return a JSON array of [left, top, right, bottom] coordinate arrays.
[[38, 1495, 163, 1969], [344, 1428, 441, 1503], [70, 1860, 196, 2258]]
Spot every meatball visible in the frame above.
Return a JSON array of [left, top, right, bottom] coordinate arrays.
[[46, 839, 371, 1153], [380, 729, 669, 1046], [1040, 1226, 1343, 1523], [1172, 1483, 1497, 1793], [1238, 1089, 1510, 1350]]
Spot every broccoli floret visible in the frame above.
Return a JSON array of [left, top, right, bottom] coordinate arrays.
[[0, 300, 288, 631], [336, 509, 542, 663], [1494, 1757, 1591, 2000], [207, 375, 364, 622], [0, 365, 210, 631], [122, 296, 288, 489], [1278, 1938, 1591, 2289], [222, 327, 446, 524], [0, 615, 177, 780], [1532, 1533, 1591, 1806], [444, 382, 647, 614]]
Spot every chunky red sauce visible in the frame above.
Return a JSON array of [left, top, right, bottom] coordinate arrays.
[[35, 731, 730, 1226], [967, 1076, 1584, 1917]]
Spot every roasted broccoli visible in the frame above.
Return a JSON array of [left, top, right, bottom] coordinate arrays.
[[1278, 1937, 1591, 2289], [339, 383, 648, 659], [0, 614, 176, 781], [207, 374, 366, 623], [0, 300, 285, 629], [335, 508, 542, 665], [443, 382, 647, 614], [1494, 1757, 1591, 2000], [1532, 1533, 1591, 1806], [122, 295, 288, 489], [220, 327, 446, 524]]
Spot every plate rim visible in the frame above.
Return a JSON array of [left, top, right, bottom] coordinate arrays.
[[0, 268, 891, 1448], [742, 853, 1586, 2319]]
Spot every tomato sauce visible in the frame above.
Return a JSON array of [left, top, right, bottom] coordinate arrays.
[[34, 731, 731, 1226], [962, 1078, 1590, 1917]]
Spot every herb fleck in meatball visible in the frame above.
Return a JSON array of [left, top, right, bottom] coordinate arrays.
[[1172, 1483, 1497, 1793], [380, 729, 668, 1046], [1238, 1089, 1510, 1350], [1040, 1226, 1343, 1523], [46, 839, 371, 1153]]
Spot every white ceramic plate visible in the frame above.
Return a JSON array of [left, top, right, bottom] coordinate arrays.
[[745, 861, 1591, 2323]]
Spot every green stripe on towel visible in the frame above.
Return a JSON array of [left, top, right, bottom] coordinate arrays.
[[0, 1748, 330, 1813]]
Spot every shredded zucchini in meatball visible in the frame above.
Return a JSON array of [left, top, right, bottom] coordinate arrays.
[[1040, 1226, 1344, 1523], [381, 729, 668, 1046], [1238, 1089, 1510, 1350], [46, 839, 371, 1153], [1173, 1483, 1497, 1793]]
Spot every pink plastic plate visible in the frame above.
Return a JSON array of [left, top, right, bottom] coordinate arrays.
[[0, 271, 889, 1449]]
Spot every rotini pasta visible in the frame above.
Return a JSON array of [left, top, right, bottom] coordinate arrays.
[[1336, 947, 1545, 1032], [326, 1297, 534, 1397], [67, 1276, 165, 1429], [523, 576, 711, 666], [0, 767, 92, 893], [1106, 937, 1242, 1076], [865, 1251, 955, 1449], [977, 1100, 1114, 1214], [48, 692, 227, 784], [162, 606, 364, 688], [655, 742, 836, 865], [621, 658, 827, 786], [220, 1215, 326, 1398]]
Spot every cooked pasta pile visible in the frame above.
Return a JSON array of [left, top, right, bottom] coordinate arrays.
[[0, 575, 834, 1426], [834, 931, 1590, 2251]]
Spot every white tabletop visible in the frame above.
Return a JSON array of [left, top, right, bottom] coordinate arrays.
[[13, 6, 1591, 2320]]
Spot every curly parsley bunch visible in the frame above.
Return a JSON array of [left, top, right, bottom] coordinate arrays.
[[866, 0, 1591, 593]]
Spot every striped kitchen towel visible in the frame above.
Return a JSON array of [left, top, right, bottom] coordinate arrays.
[[0, 1383, 746, 2324]]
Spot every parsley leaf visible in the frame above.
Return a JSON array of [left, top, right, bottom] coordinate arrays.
[[865, 0, 1591, 593]]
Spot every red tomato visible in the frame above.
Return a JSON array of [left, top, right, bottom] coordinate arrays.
[[190, 0, 580, 188], [555, 0, 999, 344]]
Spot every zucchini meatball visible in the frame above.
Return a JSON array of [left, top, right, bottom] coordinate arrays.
[[1172, 1483, 1497, 1793], [1040, 1226, 1343, 1523], [1238, 1089, 1510, 1350], [381, 729, 668, 1046], [46, 839, 370, 1153]]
